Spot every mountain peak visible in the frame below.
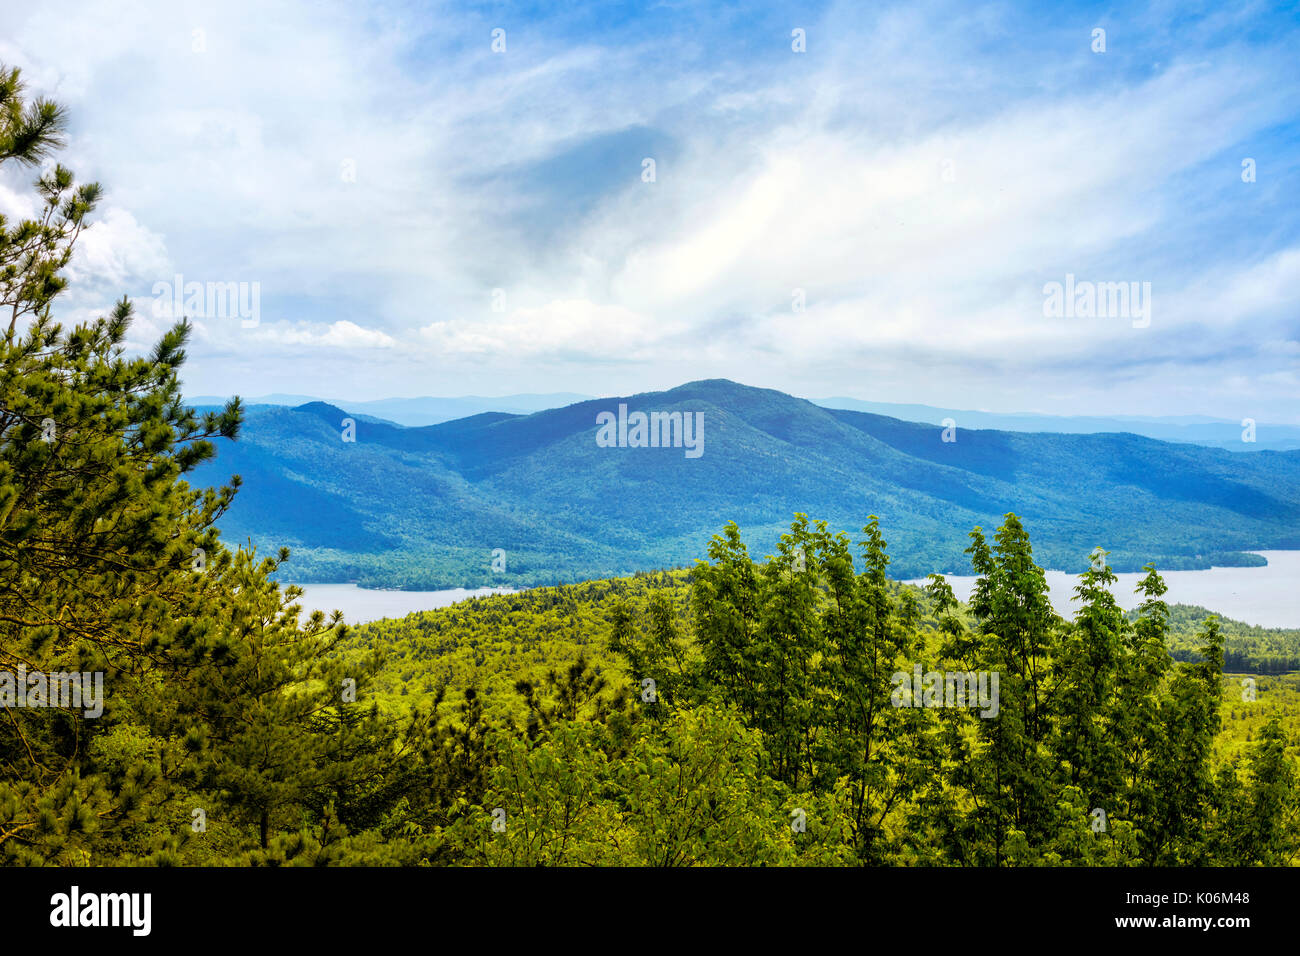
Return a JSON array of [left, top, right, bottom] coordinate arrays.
[[294, 400, 352, 421]]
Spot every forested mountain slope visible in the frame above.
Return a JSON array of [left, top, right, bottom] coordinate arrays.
[[193, 380, 1300, 587]]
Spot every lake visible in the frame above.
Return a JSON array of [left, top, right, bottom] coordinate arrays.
[[291, 552, 1300, 629], [904, 550, 1300, 629], [289, 583, 518, 624]]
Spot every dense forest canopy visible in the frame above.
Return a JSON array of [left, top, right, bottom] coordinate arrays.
[[1, 68, 1296, 866]]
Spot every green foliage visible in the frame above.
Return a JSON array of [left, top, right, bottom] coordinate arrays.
[[1154, 604, 1300, 673], [350, 512, 1298, 867]]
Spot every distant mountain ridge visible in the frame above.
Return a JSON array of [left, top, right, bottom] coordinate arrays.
[[813, 398, 1300, 452], [189, 390, 1300, 450], [189, 379, 1300, 589], [188, 392, 593, 427]]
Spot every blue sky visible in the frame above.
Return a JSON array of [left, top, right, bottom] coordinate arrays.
[[1, 0, 1297, 419]]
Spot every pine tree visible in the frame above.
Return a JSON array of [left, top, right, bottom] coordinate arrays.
[[956, 515, 1062, 863], [820, 516, 915, 861], [0, 67, 434, 864], [1052, 548, 1127, 811], [1144, 617, 1223, 864], [1115, 565, 1172, 863]]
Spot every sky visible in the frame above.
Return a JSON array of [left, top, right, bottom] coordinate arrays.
[[0, 0, 1297, 419]]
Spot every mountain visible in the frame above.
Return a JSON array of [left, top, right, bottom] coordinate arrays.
[[813, 398, 1300, 452], [189, 379, 1300, 588], [188, 392, 593, 427], [191, 391, 1300, 450]]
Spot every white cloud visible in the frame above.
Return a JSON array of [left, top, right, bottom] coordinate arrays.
[[419, 300, 671, 360], [68, 206, 171, 288], [254, 321, 397, 350]]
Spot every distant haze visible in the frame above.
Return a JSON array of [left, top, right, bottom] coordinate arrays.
[[188, 393, 594, 428]]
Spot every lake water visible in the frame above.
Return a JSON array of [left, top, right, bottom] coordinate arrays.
[[289, 583, 518, 624], [905, 551, 1300, 629], [291, 551, 1300, 629]]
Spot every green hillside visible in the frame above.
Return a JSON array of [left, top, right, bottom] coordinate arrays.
[[346, 564, 1300, 717], [329, 512, 1300, 865]]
